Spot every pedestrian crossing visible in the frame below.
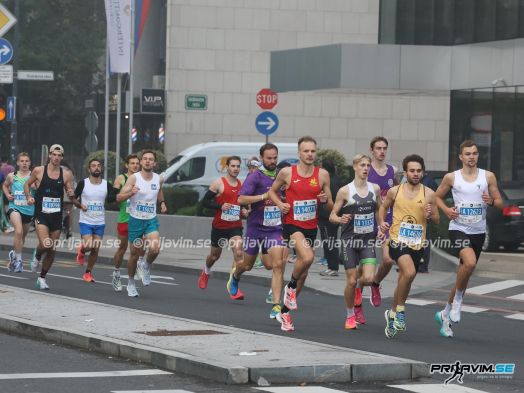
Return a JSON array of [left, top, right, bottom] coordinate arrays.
[[255, 384, 492, 393]]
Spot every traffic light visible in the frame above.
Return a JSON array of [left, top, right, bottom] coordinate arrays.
[[0, 94, 6, 122]]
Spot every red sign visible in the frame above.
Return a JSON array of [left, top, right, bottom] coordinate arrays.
[[256, 88, 278, 110]]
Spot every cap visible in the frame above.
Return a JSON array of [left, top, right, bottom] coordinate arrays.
[[248, 159, 261, 168], [49, 144, 64, 155]]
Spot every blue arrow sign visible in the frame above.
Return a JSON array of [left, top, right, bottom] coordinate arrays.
[[6, 96, 16, 121], [0, 38, 14, 65], [255, 111, 279, 136]]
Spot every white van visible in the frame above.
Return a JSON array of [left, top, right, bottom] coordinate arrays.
[[162, 142, 299, 187]]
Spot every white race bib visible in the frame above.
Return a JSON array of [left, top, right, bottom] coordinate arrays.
[[457, 202, 483, 224], [134, 200, 156, 219], [42, 197, 61, 213], [293, 199, 317, 221], [398, 222, 423, 246], [86, 200, 104, 217], [13, 190, 27, 206], [221, 204, 241, 222], [354, 212, 374, 234], [263, 206, 281, 227]]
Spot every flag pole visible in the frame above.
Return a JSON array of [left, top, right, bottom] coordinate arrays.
[[116, 73, 122, 175], [128, 0, 135, 154], [104, 44, 110, 180]]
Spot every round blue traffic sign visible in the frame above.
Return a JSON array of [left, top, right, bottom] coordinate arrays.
[[255, 111, 279, 136], [0, 38, 14, 65]]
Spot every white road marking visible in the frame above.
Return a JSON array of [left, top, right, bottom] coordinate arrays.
[[119, 275, 175, 281], [460, 305, 489, 314], [257, 387, 347, 393], [467, 280, 524, 295], [389, 384, 491, 392], [406, 299, 436, 306], [0, 273, 28, 280], [46, 272, 178, 286], [111, 390, 193, 393], [0, 369, 172, 380], [507, 293, 524, 301], [505, 313, 524, 321]]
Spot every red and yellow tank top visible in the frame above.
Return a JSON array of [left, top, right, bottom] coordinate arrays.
[[283, 166, 321, 229]]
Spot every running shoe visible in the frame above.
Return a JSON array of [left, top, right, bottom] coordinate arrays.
[[127, 282, 139, 297], [265, 288, 273, 304], [345, 315, 357, 330], [316, 257, 328, 265], [449, 301, 462, 323], [7, 250, 16, 272], [435, 311, 453, 338], [253, 257, 264, 269], [354, 287, 363, 306], [270, 304, 281, 319], [14, 260, 24, 273], [394, 310, 406, 331], [283, 285, 297, 310], [198, 270, 209, 289], [287, 254, 297, 264], [82, 272, 95, 283], [138, 261, 151, 286], [30, 250, 41, 273], [384, 310, 397, 338], [370, 284, 381, 307], [76, 246, 85, 266], [226, 269, 239, 296], [277, 312, 295, 332], [355, 305, 366, 325], [36, 277, 49, 290], [112, 272, 122, 292], [319, 269, 338, 276]]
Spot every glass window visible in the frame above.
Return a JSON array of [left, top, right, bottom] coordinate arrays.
[[379, 0, 398, 44], [415, 0, 435, 44], [475, 0, 496, 42], [449, 90, 473, 170], [166, 157, 206, 183], [492, 87, 515, 180], [434, 0, 454, 45], [470, 89, 494, 170], [396, 0, 416, 44], [515, 86, 524, 180], [496, 0, 519, 40], [454, 0, 475, 44]]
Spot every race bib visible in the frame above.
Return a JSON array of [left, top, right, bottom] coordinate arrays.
[[221, 204, 241, 222], [135, 200, 156, 219], [263, 206, 281, 227], [86, 200, 104, 216], [457, 202, 483, 224], [42, 197, 61, 213], [354, 212, 374, 234], [293, 199, 317, 221], [398, 222, 423, 246], [13, 191, 27, 206]]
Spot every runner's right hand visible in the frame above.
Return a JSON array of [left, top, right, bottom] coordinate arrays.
[[279, 202, 290, 215], [27, 197, 35, 206], [6, 193, 14, 201], [221, 203, 232, 211], [446, 206, 459, 220], [131, 186, 140, 195], [81, 204, 88, 212], [339, 214, 351, 224]]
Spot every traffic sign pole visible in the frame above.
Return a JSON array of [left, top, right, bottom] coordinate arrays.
[[9, 0, 19, 163]]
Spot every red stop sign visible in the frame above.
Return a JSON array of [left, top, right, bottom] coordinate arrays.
[[256, 88, 278, 110]]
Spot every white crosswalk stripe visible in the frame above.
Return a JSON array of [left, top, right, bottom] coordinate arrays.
[[505, 313, 524, 321], [507, 293, 524, 300], [466, 280, 524, 295], [0, 369, 172, 380], [388, 384, 491, 392]]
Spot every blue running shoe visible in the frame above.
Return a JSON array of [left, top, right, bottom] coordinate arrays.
[[394, 311, 406, 331], [226, 269, 239, 296], [270, 304, 281, 319], [384, 310, 397, 338]]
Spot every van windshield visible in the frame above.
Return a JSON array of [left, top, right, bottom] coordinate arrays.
[[166, 157, 206, 183], [168, 155, 183, 167]]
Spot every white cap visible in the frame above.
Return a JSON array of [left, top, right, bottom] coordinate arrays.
[[49, 144, 64, 155]]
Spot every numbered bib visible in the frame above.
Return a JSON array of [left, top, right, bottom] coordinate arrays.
[[86, 200, 104, 217], [398, 222, 423, 246], [42, 197, 61, 214], [135, 200, 156, 219], [293, 199, 317, 221], [221, 204, 241, 222], [457, 202, 483, 224], [354, 212, 374, 234], [13, 190, 28, 206], [263, 206, 281, 227]]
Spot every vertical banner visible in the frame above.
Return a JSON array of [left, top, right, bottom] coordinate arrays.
[[104, 0, 131, 74]]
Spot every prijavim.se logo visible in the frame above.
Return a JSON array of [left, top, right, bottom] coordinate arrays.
[[430, 361, 515, 384]]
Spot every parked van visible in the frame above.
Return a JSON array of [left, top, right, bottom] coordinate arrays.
[[162, 142, 299, 188]]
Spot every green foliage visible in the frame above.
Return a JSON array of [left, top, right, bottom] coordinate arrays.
[[162, 187, 200, 214], [84, 151, 125, 182], [138, 149, 168, 173], [315, 149, 353, 184]]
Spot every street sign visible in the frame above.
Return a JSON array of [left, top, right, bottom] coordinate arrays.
[[6, 96, 15, 121], [141, 88, 165, 113], [0, 37, 13, 65], [0, 64, 13, 83], [0, 4, 16, 38], [17, 70, 54, 81], [84, 133, 98, 153], [256, 88, 278, 110], [185, 94, 207, 110], [85, 111, 99, 133], [255, 111, 279, 136]]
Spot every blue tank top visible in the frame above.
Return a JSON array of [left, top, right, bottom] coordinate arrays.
[[8, 172, 35, 216]]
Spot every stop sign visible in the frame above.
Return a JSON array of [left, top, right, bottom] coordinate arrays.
[[256, 88, 278, 110]]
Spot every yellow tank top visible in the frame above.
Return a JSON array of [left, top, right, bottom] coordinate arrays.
[[389, 184, 427, 250]]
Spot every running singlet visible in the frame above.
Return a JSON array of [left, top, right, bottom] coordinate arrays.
[[77, 178, 109, 226], [212, 177, 243, 229], [340, 181, 377, 241], [8, 172, 35, 216], [128, 172, 161, 220], [368, 164, 395, 225], [117, 174, 131, 223], [449, 169, 488, 235], [389, 184, 427, 250], [283, 166, 321, 230], [35, 166, 64, 215]]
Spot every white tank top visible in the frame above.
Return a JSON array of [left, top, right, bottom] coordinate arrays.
[[129, 172, 160, 220], [449, 169, 488, 234], [79, 178, 108, 226]]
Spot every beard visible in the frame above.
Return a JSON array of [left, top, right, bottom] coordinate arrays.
[[91, 172, 101, 178]]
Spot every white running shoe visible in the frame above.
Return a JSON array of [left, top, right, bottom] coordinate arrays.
[[7, 250, 16, 272], [36, 277, 49, 290], [31, 250, 41, 273], [127, 282, 139, 297], [139, 261, 151, 286], [112, 272, 122, 292], [14, 260, 24, 273], [449, 301, 462, 323]]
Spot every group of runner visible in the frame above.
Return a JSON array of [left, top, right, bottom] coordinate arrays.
[[3, 136, 501, 339]]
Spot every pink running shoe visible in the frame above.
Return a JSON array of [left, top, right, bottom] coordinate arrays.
[[370, 284, 381, 307], [345, 315, 357, 329], [198, 270, 209, 289], [283, 285, 297, 310], [355, 305, 366, 324], [278, 312, 295, 332], [354, 287, 363, 306]]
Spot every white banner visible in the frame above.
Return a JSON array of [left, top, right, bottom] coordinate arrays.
[[104, 0, 131, 74]]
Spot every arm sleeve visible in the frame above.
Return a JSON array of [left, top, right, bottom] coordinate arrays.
[[74, 180, 85, 199], [202, 190, 220, 210]]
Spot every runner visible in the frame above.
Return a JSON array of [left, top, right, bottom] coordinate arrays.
[[3, 153, 36, 273], [378, 154, 439, 338], [268, 136, 333, 332], [329, 154, 381, 329], [25, 144, 76, 290], [110, 154, 145, 292], [198, 156, 247, 298], [368, 136, 398, 308], [71, 158, 115, 282], [226, 143, 286, 319], [117, 150, 167, 297], [434, 140, 502, 338]]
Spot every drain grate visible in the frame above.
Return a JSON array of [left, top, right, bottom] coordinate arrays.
[[136, 329, 227, 336]]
